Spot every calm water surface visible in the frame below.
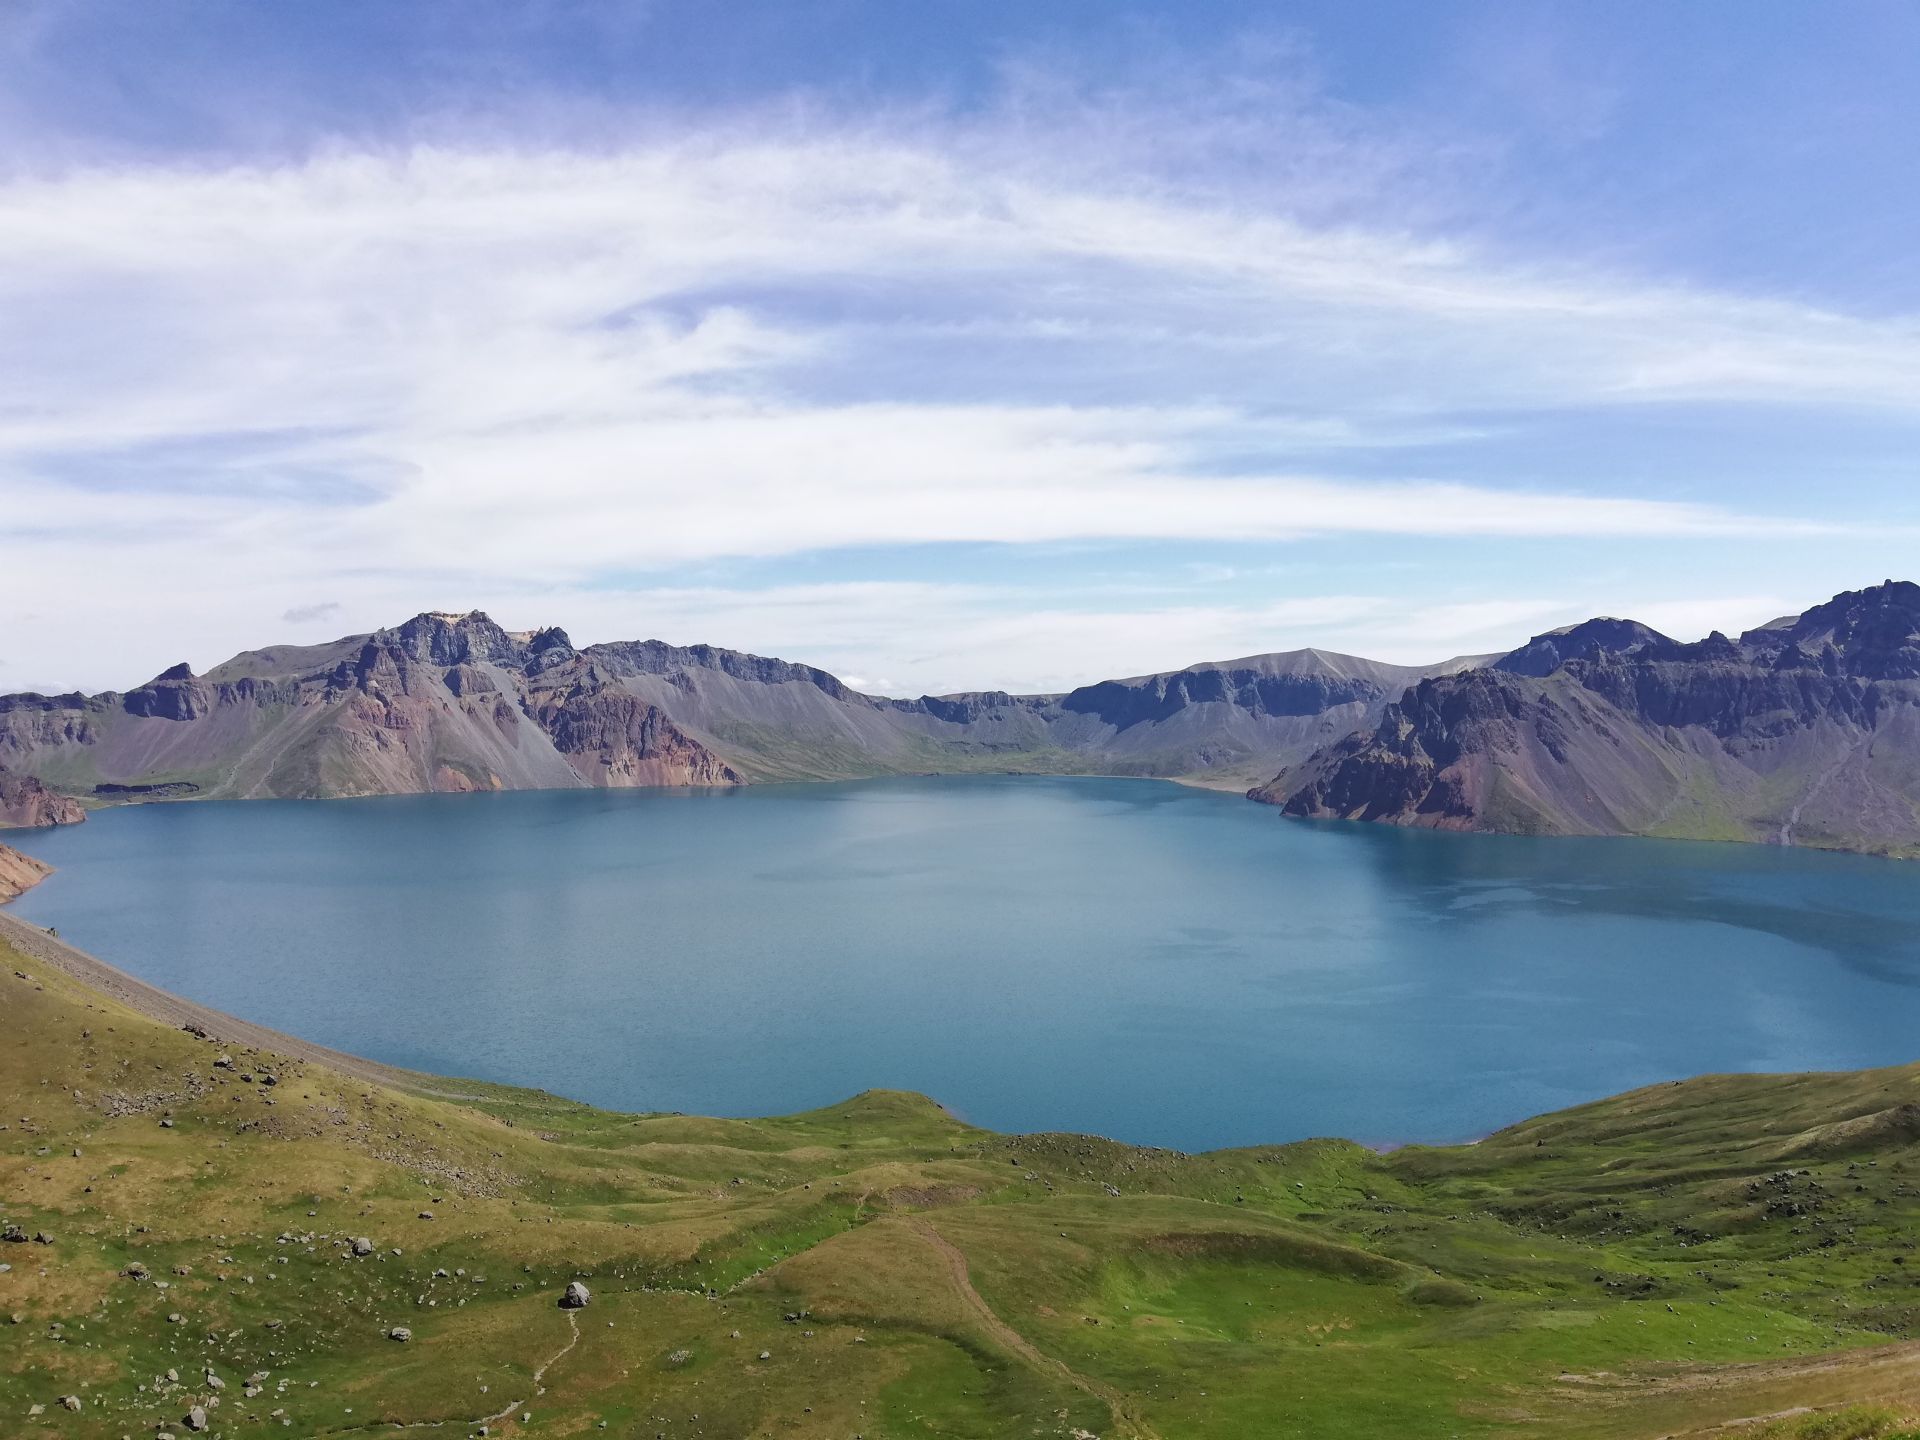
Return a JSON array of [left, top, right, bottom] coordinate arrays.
[[10, 777, 1920, 1151]]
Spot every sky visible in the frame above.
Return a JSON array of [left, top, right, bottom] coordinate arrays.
[[5, 0, 1920, 697]]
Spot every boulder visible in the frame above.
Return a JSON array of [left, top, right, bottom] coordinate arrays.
[[559, 1281, 591, 1309]]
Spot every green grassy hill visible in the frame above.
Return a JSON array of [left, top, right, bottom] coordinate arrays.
[[4, 933, 1920, 1438]]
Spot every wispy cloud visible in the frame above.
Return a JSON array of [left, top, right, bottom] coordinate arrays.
[[3, 76, 1917, 691]]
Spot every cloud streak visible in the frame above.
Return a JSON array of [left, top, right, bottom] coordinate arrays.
[[2, 89, 1916, 692]]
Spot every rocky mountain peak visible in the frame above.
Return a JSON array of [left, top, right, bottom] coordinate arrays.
[[383, 611, 525, 668], [1747, 581, 1920, 679], [1495, 617, 1671, 677], [122, 662, 213, 721]]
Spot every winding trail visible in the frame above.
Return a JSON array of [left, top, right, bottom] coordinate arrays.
[[321, 1309, 582, 1436], [909, 1218, 1160, 1440], [472, 1309, 582, 1431], [1775, 740, 1865, 847]]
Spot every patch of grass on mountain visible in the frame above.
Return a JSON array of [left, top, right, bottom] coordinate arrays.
[[4, 934, 1920, 1437]]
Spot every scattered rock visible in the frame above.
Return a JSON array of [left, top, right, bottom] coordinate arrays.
[[185, 1406, 209, 1432], [388, 1326, 412, 1342], [560, 1280, 590, 1309], [60, 1395, 82, 1411], [351, 1236, 374, 1256]]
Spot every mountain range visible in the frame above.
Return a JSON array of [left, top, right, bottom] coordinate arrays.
[[6, 580, 1920, 857], [1258, 580, 1920, 857]]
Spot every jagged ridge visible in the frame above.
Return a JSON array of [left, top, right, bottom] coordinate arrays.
[[0, 613, 1479, 815], [1256, 581, 1920, 856]]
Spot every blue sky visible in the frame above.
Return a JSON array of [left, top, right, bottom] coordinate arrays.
[[4, 0, 1919, 694]]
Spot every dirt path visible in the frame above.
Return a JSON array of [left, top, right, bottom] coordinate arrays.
[[909, 1218, 1160, 1440], [472, 1308, 582, 1431], [0, 909, 474, 1098], [1775, 740, 1864, 847], [320, 1308, 582, 1436]]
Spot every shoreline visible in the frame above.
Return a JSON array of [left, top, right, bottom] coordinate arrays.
[[12, 766, 1919, 864], [1, 905, 1895, 1160], [0, 907, 449, 1094], [0, 902, 1460, 1153]]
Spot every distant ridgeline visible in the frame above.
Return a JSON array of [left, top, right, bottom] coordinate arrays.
[[5, 581, 1920, 857]]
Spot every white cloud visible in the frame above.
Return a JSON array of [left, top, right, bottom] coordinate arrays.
[[4, 119, 1918, 692]]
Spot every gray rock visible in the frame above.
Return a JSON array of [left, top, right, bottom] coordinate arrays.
[[559, 1281, 591, 1309], [388, 1326, 412, 1342], [351, 1236, 374, 1256], [185, 1406, 209, 1432]]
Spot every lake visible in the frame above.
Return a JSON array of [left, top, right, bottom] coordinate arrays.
[[8, 775, 1920, 1151]]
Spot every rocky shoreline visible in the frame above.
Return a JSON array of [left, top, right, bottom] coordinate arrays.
[[0, 908, 474, 1097]]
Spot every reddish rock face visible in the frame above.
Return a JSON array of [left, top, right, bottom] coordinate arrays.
[[0, 768, 85, 828], [536, 689, 743, 787], [0, 841, 51, 901]]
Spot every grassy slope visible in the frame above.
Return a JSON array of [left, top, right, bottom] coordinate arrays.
[[5, 938, 1920, 1439]]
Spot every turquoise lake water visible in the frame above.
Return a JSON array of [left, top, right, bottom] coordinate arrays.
[[9, 776, 1920, 1151]]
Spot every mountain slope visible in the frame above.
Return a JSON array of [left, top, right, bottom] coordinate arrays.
[[1256, 582, 1920, 856], [0, 767, 86, 827], [0, 614, 742, 805], [0, 613, 1480, 809]]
